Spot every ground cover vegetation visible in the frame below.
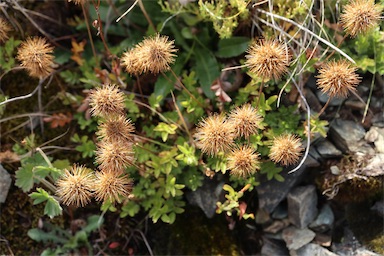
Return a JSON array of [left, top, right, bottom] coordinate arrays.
[[0, 0, 383, 254]]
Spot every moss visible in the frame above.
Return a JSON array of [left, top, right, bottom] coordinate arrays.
[[346, 202, 384, 254], [367, 234, 384, 255], [0, 184, 65, 255], [152, 206, 239, 255], [319, 155, 383, 203]]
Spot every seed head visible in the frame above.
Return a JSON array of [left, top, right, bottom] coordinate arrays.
[[67, 0, 87, 5], [56, 165, 95, 207], [137, 34, 177, 74], [316, 60, 360, 98], [228, 104, 264, 139], [0, 17, 12, 43], [269, 134, 303, 166], [340, 0, 382, 37], [121, 34, 177, 75], [97, 115, 135, 144], [227, 145, 260, 178], [96, 140, 135, 173], [121, 50, 142, 75], [194, 114, 235, 156], [245, 39, 291, 81], [89, 84, 126, 118], [94, 171, 132, 203], [17, 37, 54, 78]]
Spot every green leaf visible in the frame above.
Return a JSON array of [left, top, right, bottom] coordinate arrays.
[[52, 159, 71, 170], [28, 228, 67, 244], [215, 37, 250, 58], [30, 188, 62, 218], [100, 199, 117, 212], [161, 213, 171, 223], [83, 215, 103, 233], [44, 197, 63, 219], [194, 47, 220, 99], [121, 201, 140, 218], [153, 123, 178, 142], [260, 161, 283, 181], [54, 48, 71, 65], [223, 184, 235, 195], [15, 163, 35, 192], [73, 135, 96, 158], [274, 174, 285, 182], [176, 143, 198, 166], [34, 166, 52, 179]]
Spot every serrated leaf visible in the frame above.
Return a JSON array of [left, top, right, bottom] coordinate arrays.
[[215, 37, 250, 58], [30, 189, 49, 205], [194, 47, 220, 99], [121, 201, 140, 217], [30, 188, 62, 218], [15, 163, 35, 192], [44, 197, 62, 218], [34, 166, 52, 179]]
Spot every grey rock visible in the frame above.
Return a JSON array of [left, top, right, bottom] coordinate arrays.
[[353, 248, 383, 256], [264, 232, 284, 241], [365, 126, 384, 153], [264, 219, 290, 234], [294, 243, 337, 256], [314, 233, 332, 247], [305, 74, 317, 91], [309, 204, 334, 232], [304, 154, 320, 168], [371, 200, 384, 217], [282, 226, 316, 250], [257, 166, 307, 214], [370, 95, 382, 109], [261, 237, 289, 256], [372, 112, 384, 128], [334, 244, 382, 256], [332, 227, 361, 256], [0, 165, 12, 203], [348, 140, 375, 156], [329, 119, 366, 153], [315, 139, 342, 158], [316, 91, 343, 106], [330, 165, 341, 175], [272, 202, 288, 220], [360, 153, 384, 177], [344, 99, 366, 110], [255, 208, 271, 225], [288, 185, 318, 228], [308, 147, 322, 164], [304, 88, 322, 113], [186, 177, 224, 218]]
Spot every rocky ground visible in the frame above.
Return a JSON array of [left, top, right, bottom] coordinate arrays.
[[1, 85, 383, 256]]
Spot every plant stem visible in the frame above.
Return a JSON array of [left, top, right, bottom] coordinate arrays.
[[37, 78, 44, 136], [317, 97, 331, 117], [138, 0, 156, 32], [288, 78, 311, 174], [82, 2, 99, 67], [166, 68, 204, 109], [116, 0, 139, 23], [256, 8, 355, 63]]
